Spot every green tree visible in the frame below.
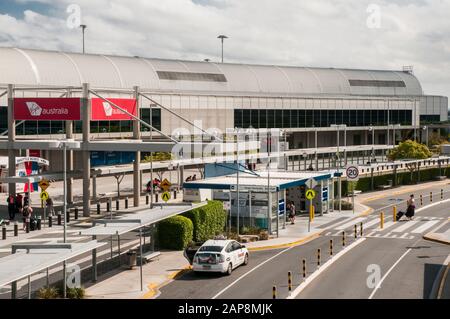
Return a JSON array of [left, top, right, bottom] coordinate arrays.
[[388, 140, 432, 161]]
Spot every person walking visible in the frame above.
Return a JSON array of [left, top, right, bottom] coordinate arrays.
[[15, 193, 23, 220], [289, 202, 296, 224], [7, 194, 16, 221], [23, 193, 29, 207], [46, 197, 55, 216], [22, 205, 32, 231], [406, 194, 415, 220]]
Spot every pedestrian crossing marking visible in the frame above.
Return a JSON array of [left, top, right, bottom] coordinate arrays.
[[335, 217, 365, 230], [410, 220, 440, 233], [392, 221, 420, 233], [363, 218, 381, 229], [399, 233, 409, 239]]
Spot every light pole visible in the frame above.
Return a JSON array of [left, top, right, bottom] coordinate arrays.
[[330, 124, 347, 169], [57, 139, 80, 299], [368, 125, 375, 162], [80, 24, 87, 54], [217, 35, 228, 63]]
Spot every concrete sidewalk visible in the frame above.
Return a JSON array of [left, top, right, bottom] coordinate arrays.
[[84, 201, 372, 299]]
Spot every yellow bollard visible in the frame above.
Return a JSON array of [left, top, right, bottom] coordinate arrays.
[[317, 249, 321, 267], [393, 206, 397, 222], [430, 192, 433, 203], [380, 212, 384, 229], [360, 222, 363, 236], [420, 194, 423, 206], [302, 259, 306, 279], [342, 231, 346, 246], [272, 285, 276, 299], [309, 204, 315, 222], [354, 224, 357, 239], [288, 271, 292, 292], [329, 239, 333, 256]]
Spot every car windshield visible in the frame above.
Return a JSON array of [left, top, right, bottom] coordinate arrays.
[[198, 246, 223, 252]]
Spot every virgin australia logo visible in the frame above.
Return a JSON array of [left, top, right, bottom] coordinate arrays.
[[25, 101, 68, 116], [26, 102, 42, 116], [103, 102, 113, 117]]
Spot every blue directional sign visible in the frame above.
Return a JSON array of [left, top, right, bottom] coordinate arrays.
[[278, 199, 285, 215]]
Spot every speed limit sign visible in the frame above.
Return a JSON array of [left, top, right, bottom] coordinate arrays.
[[346, 165, 360, 181]]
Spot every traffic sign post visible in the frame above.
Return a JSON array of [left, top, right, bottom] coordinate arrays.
[[305, 189, 316, 232], [162, 191, 171, 202], [346, 165, 360, 214]]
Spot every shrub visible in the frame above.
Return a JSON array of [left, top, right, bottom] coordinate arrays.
[[158, 215, 193, 250], [182, 200, 227, 242], [36, 286, 59, 299], [66, 287, 85, 299], [333, 200, 353, 210]]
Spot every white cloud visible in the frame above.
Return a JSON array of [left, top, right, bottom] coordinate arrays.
[[0, 0, 449, 101]]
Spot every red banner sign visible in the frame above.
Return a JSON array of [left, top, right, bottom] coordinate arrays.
[[13, 98, 81, 121], [91, 98, 137, 121]]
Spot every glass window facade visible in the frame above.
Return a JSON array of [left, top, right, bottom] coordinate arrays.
[[233, 109, 413, 128], [420, 115, 441, 124], [0, 106, 161, 135]]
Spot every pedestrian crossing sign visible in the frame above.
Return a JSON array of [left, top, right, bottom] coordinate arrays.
[[40, 190, 49, 201], [162, 191, 171, 202], [39, 179, 50, 191], [306, 189, 316, 200]]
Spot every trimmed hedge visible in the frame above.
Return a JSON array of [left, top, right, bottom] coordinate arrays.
[[183, 200, 227, 242], [158, 216, 193, 250], [342, 166, 450, 195]]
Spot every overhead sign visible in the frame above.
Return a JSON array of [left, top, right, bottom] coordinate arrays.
[[13, 98, 81, 121], [160, 178, 171, 191], [278, 199, 285, 215], [16, 157, 50, 166], [305, 178, 318, 189], [162, 191, 171, 202], [346, 165, 360, 181], [40, 191, 49, 201], [91, 98, 137, 121], [230, 185, 277, 192], [306, 189, 316, 200], [39, 179, 50, 191]]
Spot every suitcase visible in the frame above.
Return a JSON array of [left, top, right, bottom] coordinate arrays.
[[396, 211, 405, 220], [30, 217, 37, 231]]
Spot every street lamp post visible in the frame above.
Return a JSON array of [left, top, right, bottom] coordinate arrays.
[[368, 125, 375, 162], [80, 24, 87, 54], [423, 126, 429, 147], [57, 139, 80, 299], [217, 35, 228, 63]]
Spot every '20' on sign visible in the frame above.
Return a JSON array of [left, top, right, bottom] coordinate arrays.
[[346, 166, 359, 181]]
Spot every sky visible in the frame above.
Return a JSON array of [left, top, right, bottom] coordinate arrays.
[[0, 0, 449, 101]]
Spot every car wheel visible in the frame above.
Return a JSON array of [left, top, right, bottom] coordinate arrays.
[[226, 263, 232, 275], [243, 254, 249, 265]]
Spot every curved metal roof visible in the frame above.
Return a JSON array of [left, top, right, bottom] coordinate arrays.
[[0, 47, 423, 96]]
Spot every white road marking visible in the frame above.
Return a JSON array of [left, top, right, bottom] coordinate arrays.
[[363, 218, 381, 229], [392, 221, 420, 233], [377, 221, 396, 231], [399, 233, 409, 239], [368, 248, 412, 299], [287, 238, 367, 299], [411, 220, 440, 234], [335, 218, 365, 230], [212, 245, 296, 299]]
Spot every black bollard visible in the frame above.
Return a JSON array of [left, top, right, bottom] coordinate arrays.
[[14, 222, 18, 236], [66, 210, 70, 223], [146, 195, 149, 205], [174, 190, 177, 200], [57, 212, 62, 225], [97, 203, 100, 215], [107, 200, 111, 213], [48, 215, 52, 228], [26, 218, 30, 233], [2, 225, 6, 240], [116, 199, 119, 211], [37, 217, 41, 230], [125, 197, 129, 209], [155, 193, 159, 203], [74, 207, 79, 220]]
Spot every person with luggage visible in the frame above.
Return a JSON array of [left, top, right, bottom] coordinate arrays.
[[406, 194, 415, 220], [7, 194, 16, 221]]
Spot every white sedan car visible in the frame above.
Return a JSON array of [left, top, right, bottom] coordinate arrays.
[[192, 240, 249, 275]]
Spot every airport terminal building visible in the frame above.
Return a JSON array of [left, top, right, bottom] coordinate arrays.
[[0, 47, 448, 166]]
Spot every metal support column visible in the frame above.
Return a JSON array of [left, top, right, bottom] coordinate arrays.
[[7, 84, 15, 196], [82, 83, 91, 217], [92, 235, 97, 282], [133, 86, 141, 207]]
